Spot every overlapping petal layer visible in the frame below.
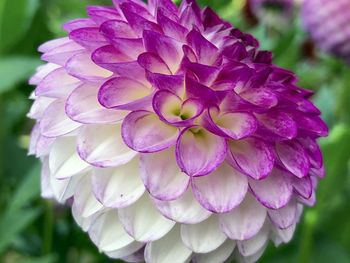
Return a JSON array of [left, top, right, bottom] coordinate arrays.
[[29, 0, 328, 262]]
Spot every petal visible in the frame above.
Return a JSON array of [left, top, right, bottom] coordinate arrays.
[[186, 29, 219, 65], [256, 111, 298, 140], [35, 67, 80, 98], [268, 200, 297, 229], [50, 170, 84, 203], [146, 73, 184, 95], [292, 176, 312, 199], [176, 127, 227, 176], [63, 18, 97, 32], [157, 9, 188, 41], [227, 138, 274, 180], [239, 89, 278, 109], [143, 30, 183, 73], [181, 216, 226, 253], [105, 242, 145, 260], [73, 175, 104, 218], [92, 157, 145, 208], [98, 77, 152, 110], [192, 240, 235, 263], [219, 193, 267, 240], [41, 41, 84, 66], [77, 123, 137, 167], [69, 27, 108, 49], [66, 83, 127, 124], [29, 63, 60, 85], [203, 109, 257, 140], [100, 20, 137, 39], [298, 137, 323, 169], [144, 225, 192, 263], [192, 162, 248, 213], [66, 52, 112, 82], [153, 90, 203, 125], [237, 224, 269, 257], [122, 111, 179, 153], [140, 147, 189, 201], [87, 6, 121, 25], [72, 202, 100, 232], [38, 37, 71, 53], [271, 222, 296, 245], [152, 187, 212, 224], [138, 52, 171, 74], [40, 100, 81, 137], [49, 137, 90, 179], [249, 168, 293, 210], [112, 37, 145, 60], [28, 96, 55, 120], [118, 195, 176, 242], [276, 141, 310, 178], [88, 210, 135, 252]]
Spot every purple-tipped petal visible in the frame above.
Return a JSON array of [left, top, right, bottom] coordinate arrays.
[[35, 67, 80, 98], [98, 77, 152, 110], [63, 19, 97, 32], [112, 37, 145, 60], [122, 111, 179, 153], [66, 83, 127, 124], [203, 108, 257, 140], [276, 141, 311, 178], [138, 52, 171, 74], [100, 20, 137, 39], [143, 30, 183, 73], [157, 9, 188, 41], [176, 127, 227, 176], [187, 29, 219, 65], [268, 200, 297, 229], [41, 41, 84, 66], [219, 193, 267, 240], [192, 162, 248, 213], [66, 52, 112, 82], [227, 138, 274, 180], [140, 147, 189, 201], [69, 27, 108, 49], [292, 176, 313, 199], [249, 168, 293, 210], [239, 89, 278, 109]]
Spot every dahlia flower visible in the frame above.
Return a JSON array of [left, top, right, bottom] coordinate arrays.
[[28, 0, 328, 262], [248, 0, 294, 25], [302, 0, 350, 64]]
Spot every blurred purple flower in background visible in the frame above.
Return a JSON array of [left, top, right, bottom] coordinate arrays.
[[28, 0, 328, 262], [302, 0, 350, 64]]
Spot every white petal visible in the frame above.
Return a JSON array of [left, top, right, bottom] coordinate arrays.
[[40, 157, 54, 199], [72, 202, 101, 232], [92, 156, 145, 208], [192, 240, 235, 263], [181, 216, 227, 253], [145, 225, 192, 263], [118, 195, 176, 242], [49, 136, 90, 179], [219, 193, 267, 240], [268, 200, 297, 229], [88, 210, 135, 252], [271, 222, 296, 245], [40, 100, 82, 137], [77, 123, 137, 167], [106, 242, 145, 259], [237, 224, 269, 257], [153, 187, 212, 224], [74, 175, 103, 218], [140, 147, 189, 201]]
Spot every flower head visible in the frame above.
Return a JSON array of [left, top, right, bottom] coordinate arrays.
[[29, 0, 328, 262], [302, 0, 350, 64]]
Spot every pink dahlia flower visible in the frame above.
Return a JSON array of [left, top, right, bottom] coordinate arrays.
[[302, 0, 350, 64], [28, 0, 328, 262]]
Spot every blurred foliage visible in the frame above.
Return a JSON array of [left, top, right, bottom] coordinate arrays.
[[0, 0, 349, 262]]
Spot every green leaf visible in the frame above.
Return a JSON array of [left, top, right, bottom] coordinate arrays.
[[18, 255, 57, 263], [0, 208, 41, 253], [0, 0, 39, 53], [9, 163, 41, 212], [0, 56, 41, 94]]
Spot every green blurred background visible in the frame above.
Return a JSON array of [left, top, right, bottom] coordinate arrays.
[[0, 0, 349, 262]]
